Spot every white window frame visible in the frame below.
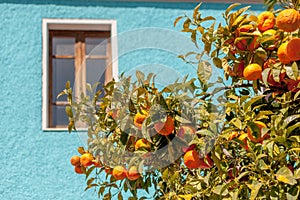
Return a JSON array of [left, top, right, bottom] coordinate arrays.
[[42, 19, 118, 131]]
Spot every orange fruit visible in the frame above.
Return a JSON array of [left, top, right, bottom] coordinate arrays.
[[286, 38, 300, 61], [74, 166, 85, 174], [70, 155, 81, 166], [80, 153, 94, 167], [277, 42, 292, 64], [243, 63, 262, 81], [133, 110, 148, 130], [154, 115, 175, 136], [276, 9, 300, 32], [112, 166, 127, 180], [183, 149, 201, 169], [257, 11, 276, 32], [134, 139, 151, 150], [127, 166, 140, 181], [247, 121, 268, 143]]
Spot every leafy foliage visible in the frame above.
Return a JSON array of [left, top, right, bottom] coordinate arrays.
[[63, 1, 300, 199]]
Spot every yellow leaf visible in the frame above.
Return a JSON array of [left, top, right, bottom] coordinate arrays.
[[178, 194, 193, 200], [289, 148, 300, 152], [277, 175, 289, 184], [238, 133, 248, 141]]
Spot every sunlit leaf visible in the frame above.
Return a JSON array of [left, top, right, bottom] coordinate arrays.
[[246, 180, 262, 200], [197, 61, 212, 84], [276, 167, 297, 185], [225, 3, 241, 18], [231, 118, 242, 129]]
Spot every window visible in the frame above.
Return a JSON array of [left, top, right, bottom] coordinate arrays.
[[42, 19, 118, 131]]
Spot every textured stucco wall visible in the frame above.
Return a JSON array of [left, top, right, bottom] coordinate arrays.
[[0, 0, 265, 199]]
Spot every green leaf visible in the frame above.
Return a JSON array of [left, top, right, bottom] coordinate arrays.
[[65, 105, 73, 118], [182, 18, 191, 31], [284, 115, 300, 128], [66, 80, 70, 89], [244, 95, 264, 111], [231, 15, 247, 30], [84, 183, 98, 191], [191, 30, 197, 47], [86, 177, 95, 185], [231, 189, 239, 200], [193, 3, 202, 20], [162, 168, 169, 180], [289, 136, 300, 143], [200, 16, 216, 23], [286, 66, 297, 80], [104, 192, 111, 200], [212, 184, 228, 196], [57, 90, 66, 99], [262, 68, 271, 86], [86, 83, 92, 93], [86, 166, 96, 179], [258, 159, 269, 170], [225, 3, 241, 18], [175, 115, 191, 124], [287, 186, 299, 200], [174, 16, 184, 27], [247, 180, 262, 200], [287, 122, 300, 135], [118, 192, 123, 200], [294, 168, 300, 179], [197, 60, 212, 84], [276, 167, 297, 185], [213, 57, 222, 69], [231, 118, 242, 129], [68, 120, 74, 133], [98, 186, 105, 197], [136, 70, 145, 83]]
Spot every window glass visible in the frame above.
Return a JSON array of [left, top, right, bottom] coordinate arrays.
[[51, 106, 69, 127], [52, 58, 75, 102], [86, 38, 107, 56], [52, 37, 75, 56]]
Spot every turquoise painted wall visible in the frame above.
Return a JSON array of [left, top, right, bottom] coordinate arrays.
[[0, 0, 265, 199]]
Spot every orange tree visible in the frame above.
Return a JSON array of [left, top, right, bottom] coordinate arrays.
[[61, 0, 300, 199]]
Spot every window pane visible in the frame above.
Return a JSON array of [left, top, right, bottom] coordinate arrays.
[[86, 38, 107, 56], [52, 58, 75, 101], [52, 37, 75, 55], [86, 59, 106, 92], [52, 106, 69, 127]]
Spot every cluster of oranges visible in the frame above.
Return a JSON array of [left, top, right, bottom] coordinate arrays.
[[104, 165, 141, 181], [70, 152, 101, 174], [227, 8, 300, 87], [70, 152, 141, 181]]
